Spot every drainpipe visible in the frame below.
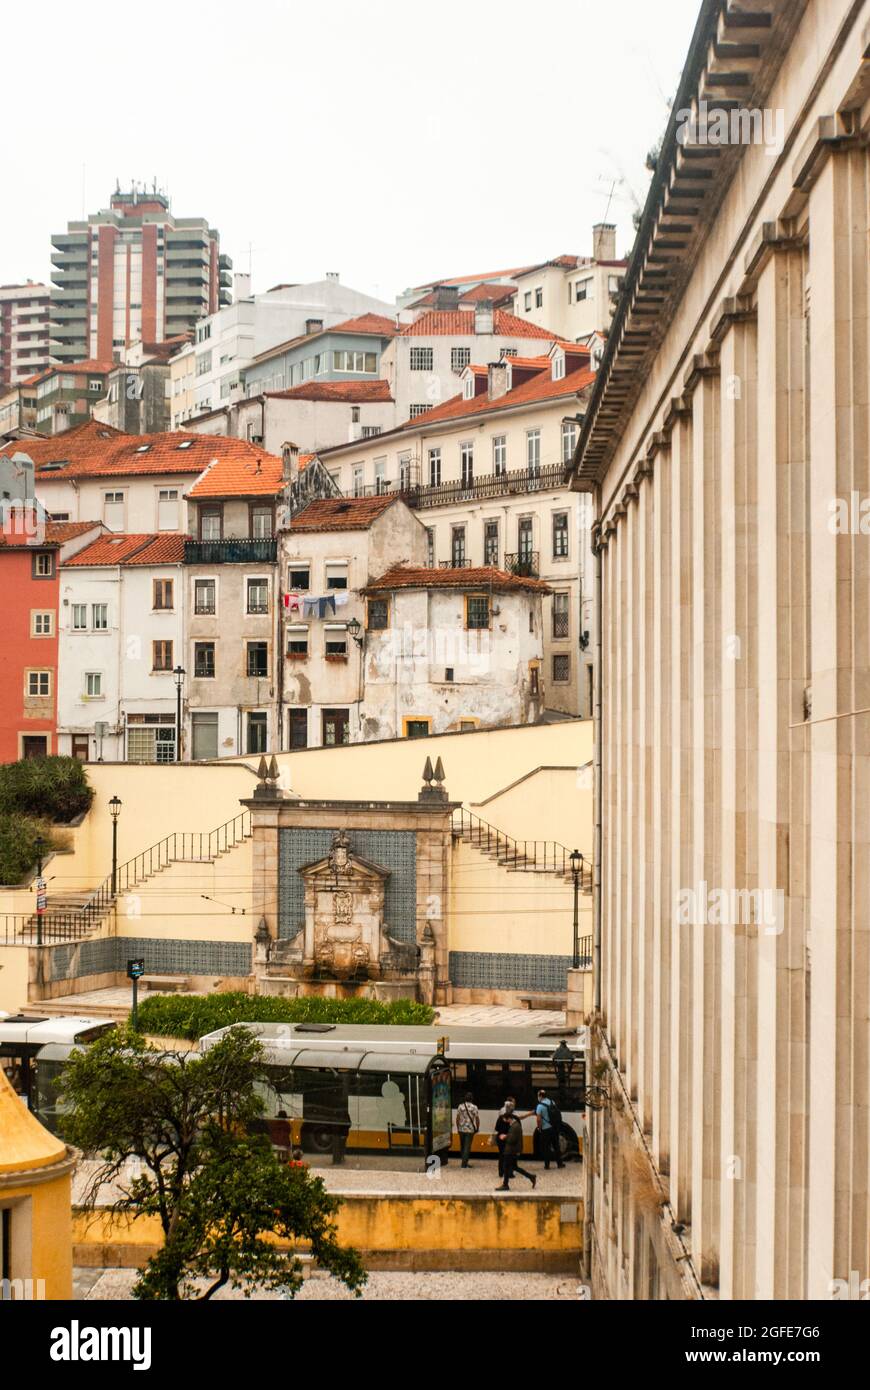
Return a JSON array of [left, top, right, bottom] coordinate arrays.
[[592, 486, 602, 1014]]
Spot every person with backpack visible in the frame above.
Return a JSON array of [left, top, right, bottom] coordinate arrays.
[[535, 1088, 565, 1169], [456, 1091, 480, 1168]]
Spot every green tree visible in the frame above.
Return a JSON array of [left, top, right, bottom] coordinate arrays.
[[60, 1026, 367, 1301]]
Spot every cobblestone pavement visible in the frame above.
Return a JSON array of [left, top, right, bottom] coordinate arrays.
[[433, 1004, 567, 1028], [75, 1268, 584, 1301]]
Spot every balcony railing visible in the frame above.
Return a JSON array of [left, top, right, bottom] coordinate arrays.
[[504, 551, 540, 579], [345, 462, 565, 510], [184, 538, 277, 565]]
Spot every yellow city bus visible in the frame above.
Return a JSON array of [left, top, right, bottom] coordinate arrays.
[[199, 1021, 587, 1161]]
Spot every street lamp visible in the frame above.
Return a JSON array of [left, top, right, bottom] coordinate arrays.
[[569, 848, 583, 969], [173, 666, 186, 762], [34, 834, 47, 947], [109, 796, 122, 897], [346, 617, 363, 649]]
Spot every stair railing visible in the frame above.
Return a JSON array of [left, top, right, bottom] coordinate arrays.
[[451, 807, 593, 890]]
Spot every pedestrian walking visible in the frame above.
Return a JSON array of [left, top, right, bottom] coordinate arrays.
[[456, 1092, 480, 1168], [492, 1099, 536, 1192], [535, 1089, 565, 1169]]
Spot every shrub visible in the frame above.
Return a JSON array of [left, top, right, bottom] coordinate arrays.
[[0, 815, 65, 885], [137, 990, 435, 1041], [0, 756, 94, 824]]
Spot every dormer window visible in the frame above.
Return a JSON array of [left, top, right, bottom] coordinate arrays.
[[552, 352, 565, 381], [463, 375, 475, 400]]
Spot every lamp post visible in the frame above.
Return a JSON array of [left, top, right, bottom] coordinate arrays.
[[173, 666, 186, 762], [109, 795, 122, 897], [34, 834, 47, 947], [569, 848, 583, 969]]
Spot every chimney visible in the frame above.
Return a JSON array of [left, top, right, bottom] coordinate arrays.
[[433, 285, 459, 311], [325, 272, 340, 282], [487, 360, 511, 400], [305, 318, 323, 335], [592, 223, 616, 262], [281, 441, 300, 480], [233, 272, 252, 300], [474, 300, 494, 335]]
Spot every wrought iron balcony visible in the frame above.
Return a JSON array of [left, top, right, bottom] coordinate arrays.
[[344, 462, 565, 511], [504, 551, 540, 578], [184, 537, 277, 565]]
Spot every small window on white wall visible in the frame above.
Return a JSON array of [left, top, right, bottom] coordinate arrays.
[[157, 488, 179, 530], [103, 491, 124, 531]]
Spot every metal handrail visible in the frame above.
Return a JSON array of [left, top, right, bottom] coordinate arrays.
[[5, 810, 252, 945], [451, 807, 593, 889]]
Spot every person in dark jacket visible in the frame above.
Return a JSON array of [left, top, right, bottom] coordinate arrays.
[[492, 1099, 536, 1191]]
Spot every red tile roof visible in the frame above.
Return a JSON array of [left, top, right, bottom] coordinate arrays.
[[0, 419, 279, 480], [409, 284, 516, 310], [187, 451, 286, 499], [42, 358, 115, 375], [265, 380, 393, 404], [400, 310, 556, 339], [0, 519, 101, 550], [410, 265, 535, 290], [397, 361, 594, 431], [62, 533, 187, 567], [326, 314, 398, 337], [364, 564, 552, 595], [290, 495, 400, 532]]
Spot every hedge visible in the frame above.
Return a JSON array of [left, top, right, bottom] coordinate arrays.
[[0, 756, 94, 824], [136, 991, 436, 1040], [0, 815, 66, 886]]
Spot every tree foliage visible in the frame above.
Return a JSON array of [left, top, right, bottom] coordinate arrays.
[[59, 1026, 367, 1301]]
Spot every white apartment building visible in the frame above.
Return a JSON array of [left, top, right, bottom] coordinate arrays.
[[5, 419, 278, 535], [181, 379, 397, 455], [510, 224, 628, 341], [170, 275, 396, 426], [57, 533, 185, 762], [381, 301, 558, 421], [317, 344, 596, 717], [0, 282, 51, 386]]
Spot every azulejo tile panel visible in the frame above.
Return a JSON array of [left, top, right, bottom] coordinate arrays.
[[278, 828, 417, 942], [448, 951, 575, 991], [49, 936, 252, 981]]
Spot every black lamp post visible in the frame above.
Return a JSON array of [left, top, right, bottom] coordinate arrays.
[[347, 617, 363, 649], [173, 666, 186, 761], [109, 796, 122, 897], [552, 1040, 575, 1109], [34, 834, 47, 947], [569, 848, 583, 969]]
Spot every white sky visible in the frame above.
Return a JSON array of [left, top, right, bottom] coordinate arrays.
[[3, 0, 700, 303]]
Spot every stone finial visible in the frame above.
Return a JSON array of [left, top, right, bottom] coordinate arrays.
[[418, 755, 448, 804], [257, 755, 269, 782], [268, 755, 280, 781]]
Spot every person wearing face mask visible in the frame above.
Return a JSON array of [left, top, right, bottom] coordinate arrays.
[[491, 1097, 536, 1192]]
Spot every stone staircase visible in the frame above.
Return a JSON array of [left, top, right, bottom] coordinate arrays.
[[451, 808, 593, 891]]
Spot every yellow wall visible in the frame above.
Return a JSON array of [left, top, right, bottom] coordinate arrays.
[[0, 943, 29, 1014], [469, 760, 593, 852], [73, 1193, 581, 1266], [4, 1173, 74, 1299], [450, 840, 591, 956]]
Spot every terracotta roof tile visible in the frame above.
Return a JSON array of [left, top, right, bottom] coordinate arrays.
[[265, 380, 393, 404], [400, 310, 556, 339], [42, 358, 115, 375], [0, 518, 102, 550], [396, 361, 594, 430], [409, 284, 516, 310], [326, 314, 398, 337], [364, 564, 552, 595], [410, 265, 535, 290], [187, 452, 286, 499], [290, 495, 400, 532], [62, 533, 187, 567], [1, 419, 278, 480]]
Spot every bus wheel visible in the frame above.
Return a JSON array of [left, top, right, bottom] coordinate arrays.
[[558, 1125, 580, 1161], [302, 1124, 334, 1154]]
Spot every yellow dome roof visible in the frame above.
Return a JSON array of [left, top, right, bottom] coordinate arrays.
[[0, 1066, 67, 1174]]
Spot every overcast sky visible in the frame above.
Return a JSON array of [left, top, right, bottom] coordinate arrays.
[[3, 0, 699, 303]]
